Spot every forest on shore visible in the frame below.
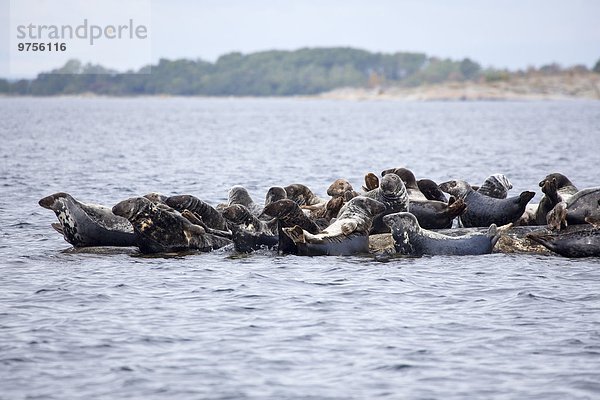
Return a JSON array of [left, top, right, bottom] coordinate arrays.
[[2, 47, 599, 96]]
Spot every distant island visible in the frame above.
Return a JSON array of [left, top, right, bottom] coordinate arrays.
[[2, 47, 599, 99]]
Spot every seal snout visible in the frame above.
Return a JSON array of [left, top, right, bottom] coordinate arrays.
[[38, 192, 68, 209], [38, 195, 56, 209]]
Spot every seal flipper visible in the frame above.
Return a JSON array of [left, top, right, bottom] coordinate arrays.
[[445, 198, 467, 218], [547, 202, 568, 231], [341, 221, 358, 235], [586, 216, 600, 227], [283, 225, 306, 244], [363, 173, 380, 192], [51, 223, 64, 235]]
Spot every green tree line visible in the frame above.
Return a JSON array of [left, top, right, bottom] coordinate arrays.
[[1, 48, 597, 96]]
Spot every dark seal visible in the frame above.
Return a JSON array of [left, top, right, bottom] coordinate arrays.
[[112, 197, 231, 254], [528, 224, 600, 258], [166, 194, 229, 231], [417, 179, 448, 203], [261, 199, 321, 254], [546, 187, 600, 230], [284, 184, 324, 206], [439, 180, 535, 227], [409, 198, 467, 229]]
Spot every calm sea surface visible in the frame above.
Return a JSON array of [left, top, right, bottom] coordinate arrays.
[[1, 97, 600, 399]]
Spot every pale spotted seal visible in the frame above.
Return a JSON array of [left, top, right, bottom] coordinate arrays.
[[39, 192, 136, 247]]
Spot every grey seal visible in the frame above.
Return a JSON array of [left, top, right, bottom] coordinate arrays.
[[282, 196, 387, 256], [112, 197, 231, 254], [535, 173, 579, 225], [382, 167, 427, 201], [39, 192, 136, 247], [528, 223, 600, 258], [439, 180, 535, 227], [384, 212, 504, 256], [261, 199, 322, 254], [284, 184, 324, 206], [546, 187, 600, 230], [364, 173, 410, 234], [166, 194, 229, 231]]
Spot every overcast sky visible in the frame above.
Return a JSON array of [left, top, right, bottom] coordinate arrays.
[[1, 0, 599, 78]]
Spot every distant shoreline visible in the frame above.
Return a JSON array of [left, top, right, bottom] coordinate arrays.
[[2, 73, 599, 102], [320, 73, 600, 101]]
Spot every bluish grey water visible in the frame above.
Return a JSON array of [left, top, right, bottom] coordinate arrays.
[[1, 97, 600, 399]]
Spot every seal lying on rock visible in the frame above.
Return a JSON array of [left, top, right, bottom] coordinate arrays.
[[112, 197, 231, 254], [527, 223, 600, 258], [364, 174, 410, 234], [546, 187, 600, 230], [39, 192, 136, 247], [439, 180, 535, 228], [384, 212, 505, 256], [282, 197, 386, 256]]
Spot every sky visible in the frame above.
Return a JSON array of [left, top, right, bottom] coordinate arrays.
[[1, 0, 599, 78]]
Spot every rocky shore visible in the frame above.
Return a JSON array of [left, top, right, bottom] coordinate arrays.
[[320, 72, 600, 101]]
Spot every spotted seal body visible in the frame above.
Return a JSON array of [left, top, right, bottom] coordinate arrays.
[[439, 180, 535, 228], [166, 195, 229, 231], [384, 212, 503, 256], [282, 197, 386, 256], [112, 197, 231, 254], [546, 187, 600, 230], [527, 224, 600, 258], [364, 174, 409, 234], [39, 192, 136, 247]]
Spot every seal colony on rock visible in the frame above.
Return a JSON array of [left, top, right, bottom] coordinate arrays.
[[39, 171, 600, 258]]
